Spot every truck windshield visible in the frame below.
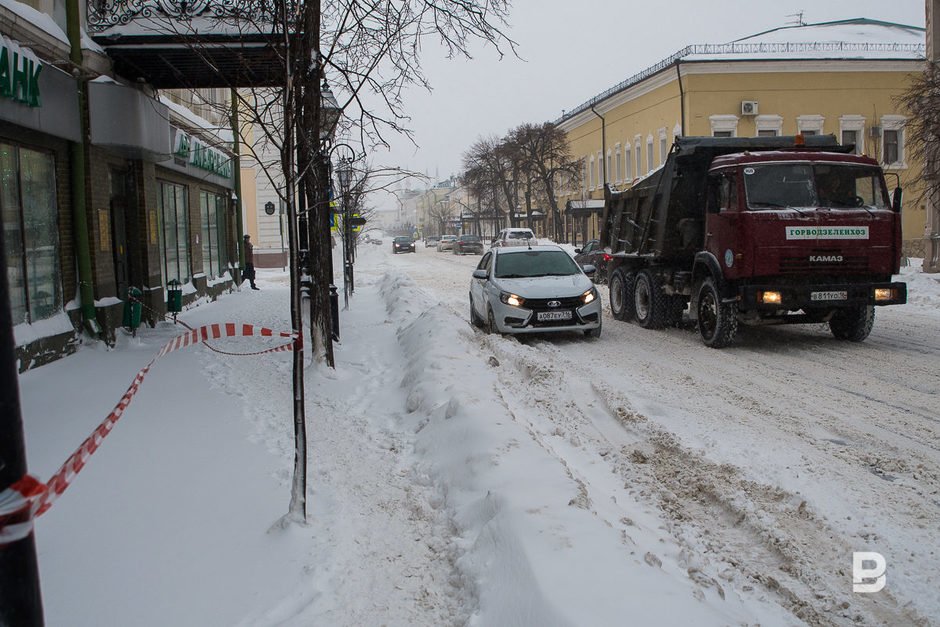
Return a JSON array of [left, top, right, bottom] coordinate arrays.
[[743, 163, 888, 211]]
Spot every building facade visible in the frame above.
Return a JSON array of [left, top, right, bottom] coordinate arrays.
[[557, 19, 928, 256], [1, 0, 239, 371]]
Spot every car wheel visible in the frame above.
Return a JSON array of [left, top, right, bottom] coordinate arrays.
[[696, 277, 738, 348], [633, 270, 667, 330], [584, 318, 602, 338], [469, 296, 484, 328], [609, 269, 635, 321], [829, 306, 874, 341], [486, 307, 499, 335]]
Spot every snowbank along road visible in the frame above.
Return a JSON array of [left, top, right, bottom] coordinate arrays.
[[370, 242, 939, 626]]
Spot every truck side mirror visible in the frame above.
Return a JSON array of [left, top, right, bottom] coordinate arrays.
[[892, 187, 902, 213], [706, 182, 721, 214]]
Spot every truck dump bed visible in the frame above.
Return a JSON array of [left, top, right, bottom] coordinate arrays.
[[600, 135, 851, 263]]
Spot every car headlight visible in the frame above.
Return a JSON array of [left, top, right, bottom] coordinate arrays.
[[500, 292, 525, 307], [580, 287, 598, 305]]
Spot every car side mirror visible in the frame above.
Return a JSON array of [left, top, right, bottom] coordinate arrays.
[[472, 269, 488, 280], [574, 248, 582, 254], [583, 264, 596, 275]]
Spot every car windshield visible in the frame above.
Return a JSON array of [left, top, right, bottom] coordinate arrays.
[[494, 250, 581, 278], [743, 163, 888, 210], [394, 237, 411, 243], [442, 235, 456, 240], [459, 235, 481, 242], [508, 230, 534, 240]]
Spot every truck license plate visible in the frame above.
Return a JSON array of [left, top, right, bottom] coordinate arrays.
[[537, 310, 572, 321], [810, 291, 848, 301]]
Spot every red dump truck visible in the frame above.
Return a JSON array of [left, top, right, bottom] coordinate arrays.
[[601, 135, 906, 347]]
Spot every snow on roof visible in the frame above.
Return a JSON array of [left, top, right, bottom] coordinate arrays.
[[1, 0, 105, 52], [559, 18, 926, 124]]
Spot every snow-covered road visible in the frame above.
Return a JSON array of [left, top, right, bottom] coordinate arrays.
[[376, 242, 940, 625]]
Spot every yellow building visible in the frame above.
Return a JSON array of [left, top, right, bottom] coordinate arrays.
[[557, 18, 927, 255]]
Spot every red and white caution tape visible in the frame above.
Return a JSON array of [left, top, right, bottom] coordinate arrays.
[[0, 322, 296, 544]]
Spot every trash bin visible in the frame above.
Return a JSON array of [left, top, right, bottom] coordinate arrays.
[[122, 286, 142, 333], [167, 279, 183, 319]]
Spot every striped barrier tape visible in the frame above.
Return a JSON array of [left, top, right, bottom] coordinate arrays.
[[0, 323, 296, 545]]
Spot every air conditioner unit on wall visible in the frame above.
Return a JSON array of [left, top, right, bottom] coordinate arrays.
[[741, 100, 759, 116]]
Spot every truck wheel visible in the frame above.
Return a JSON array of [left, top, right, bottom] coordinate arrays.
[[609, 269, 635, 321], [829, 306, 875, 341], [633, 270, 666, 329], [696, 278, 738, 348]]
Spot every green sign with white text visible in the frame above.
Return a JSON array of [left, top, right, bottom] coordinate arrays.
[[0, 36, 42, 108]]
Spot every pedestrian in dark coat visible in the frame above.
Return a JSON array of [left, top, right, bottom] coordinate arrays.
[[243, 234, 259, 289]]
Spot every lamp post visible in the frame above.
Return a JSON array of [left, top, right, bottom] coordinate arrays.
[[336, 155, 354, 308]]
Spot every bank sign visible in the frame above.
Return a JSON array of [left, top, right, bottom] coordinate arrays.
[[785, 226, 869, 240], [174, 130, 233, 178], [0, 35, 42, 107]]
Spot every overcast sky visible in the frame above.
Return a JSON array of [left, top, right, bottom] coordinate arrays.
[[365, 0, 926, 208]]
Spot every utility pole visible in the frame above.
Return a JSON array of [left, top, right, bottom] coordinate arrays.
[[0, 213, 45, 626]]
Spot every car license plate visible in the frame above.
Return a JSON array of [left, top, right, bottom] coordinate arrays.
[[810, 291, 848, 301], [537, 310, 572, 321]]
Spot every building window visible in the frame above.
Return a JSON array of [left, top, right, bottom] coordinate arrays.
[[880, 115, 906, 168], [0, 143, 61, 325], [709, 114, 739, 137], [839, 115, 865, 155], [646, 135, 654, 174], [159, 181, 191, 285], [614, 144, 621, 184], [605, 150, 611, 186], [200, 191, 227, 279], [797, 114, 825, 136], [755, 114, 783, 137], [624, 147, 632, 184], [634, 137, 641, 179], [658, 128, 667, 166], [581, 159, 587, 193]]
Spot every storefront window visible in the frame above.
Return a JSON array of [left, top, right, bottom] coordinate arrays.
[[159, 181, 190, 284], [200, 191, 227, 279], [1, 143, 60, 325]]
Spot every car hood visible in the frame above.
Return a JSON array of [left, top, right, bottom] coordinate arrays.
[[495, 274, 592, 298]]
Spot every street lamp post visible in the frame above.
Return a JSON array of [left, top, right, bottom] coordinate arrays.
[[337, 156, 354, 308]]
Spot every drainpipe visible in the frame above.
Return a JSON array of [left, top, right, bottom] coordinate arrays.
[[230, 89, 244, 275], [590, 103, 607, 188], [66, 0, 99, 335], [676, 61, 686, 136]]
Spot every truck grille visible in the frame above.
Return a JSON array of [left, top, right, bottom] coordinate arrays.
[[779, 255, 868, 274]]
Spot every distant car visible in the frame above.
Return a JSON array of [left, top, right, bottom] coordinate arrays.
[[392, 236, 415, 254], [453, 234, 484, 255], [469, 244, 601, 338], [437, 235, 458, 252], [573, 240, 611, 283], [424, 236, 440, 248], [371, 238, 383, 245], [491, 227, 538, 248]]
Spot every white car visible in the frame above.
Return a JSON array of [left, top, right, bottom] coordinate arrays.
[[469, 245, 602, 337], [491, 228, 538, 248], [437, 235, 458, 251]]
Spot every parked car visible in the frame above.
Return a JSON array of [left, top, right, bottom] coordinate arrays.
[[453, 234, 484, 255], [437, 234, 458, 252], [469, 244, 601, 338], [573, 239, 612, 283], [424, 235, 440, 248], [491, 228, 538, 248], [392, 236, 415, 254]]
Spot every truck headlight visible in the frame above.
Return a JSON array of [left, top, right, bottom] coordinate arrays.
[[500, 292, 525, 307], [874, 288, 895, 302], [759, 290, 782, 305], [580, 287, 597, 305]]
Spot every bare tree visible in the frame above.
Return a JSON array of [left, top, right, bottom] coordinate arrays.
[[509, 122, 581, 242], [901, 61, 940, 224]]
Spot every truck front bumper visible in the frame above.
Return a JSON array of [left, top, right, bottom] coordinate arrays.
[[739, 281, 907, 310]]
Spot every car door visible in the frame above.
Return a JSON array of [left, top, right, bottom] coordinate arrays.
[[471, 251, 493, 317]]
